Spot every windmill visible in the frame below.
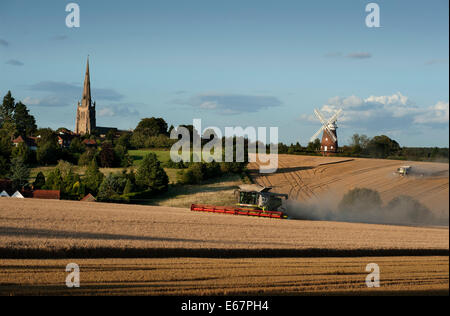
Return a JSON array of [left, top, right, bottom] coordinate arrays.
[[310, 108, 342, 156]]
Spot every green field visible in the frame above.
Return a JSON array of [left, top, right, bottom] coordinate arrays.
[[128, 149, 172, 166]]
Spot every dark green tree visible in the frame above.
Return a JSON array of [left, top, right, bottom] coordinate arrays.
[[99, 142, 116, 168], [33, 171, 46, 189], [9, 157, 30, 190], [338, 188, 382, 214], [83, 159, 104, 195], [13, 101, 37, 136], [37, 141, 59, 165], [135, 153, 168, 192], [0, 91, 15, 128]]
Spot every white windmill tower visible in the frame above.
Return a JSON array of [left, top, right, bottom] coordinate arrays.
[[310, 108, 342, 156]]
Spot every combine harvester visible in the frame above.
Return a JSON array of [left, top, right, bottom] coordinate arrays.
[[191, 184, 289, 219]]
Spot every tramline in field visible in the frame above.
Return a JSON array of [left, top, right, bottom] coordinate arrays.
[[191, 184, 289, 219]]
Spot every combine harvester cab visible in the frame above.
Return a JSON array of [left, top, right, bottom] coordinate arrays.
[[191, 184, 289, 219]]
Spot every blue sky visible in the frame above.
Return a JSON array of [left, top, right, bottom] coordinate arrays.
[[0, 0, 448, 146]]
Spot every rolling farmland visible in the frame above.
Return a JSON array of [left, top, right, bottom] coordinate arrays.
[[249, 154, 449, 217]]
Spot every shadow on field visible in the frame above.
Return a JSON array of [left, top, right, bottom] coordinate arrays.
[[0, 246, 447, 259]]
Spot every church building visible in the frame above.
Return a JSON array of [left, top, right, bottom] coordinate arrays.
[[75, 57, 96, 135]]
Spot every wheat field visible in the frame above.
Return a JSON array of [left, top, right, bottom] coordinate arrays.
[[1, 257, 448, 295], [0, 199, 448, 254], [249, 154, 449, 217]]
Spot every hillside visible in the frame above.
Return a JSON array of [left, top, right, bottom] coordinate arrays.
[[249, 154, 449, 217]]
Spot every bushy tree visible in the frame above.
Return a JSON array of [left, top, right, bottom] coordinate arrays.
[[338, 187, 382, 214], [83, 159, 104, 195], [78, 148, 97, 166], [13, 101, 37, 136], [9, 157, 30, 190], [365, 135, 401, 158], [33, 171, 46, 189], [131, 118, 169, 148], [386, 195, 434, 224], [99, 142, 116, 168], [0, 128, 12, 176], [43, 168, 62, 190], [12, 142, 34, 164], [97, 172, 128, 201], [135, 153, 168, 192], [69, 137, 85, 154], [36, 129, 60, 165], [0, 91, 15, 128]]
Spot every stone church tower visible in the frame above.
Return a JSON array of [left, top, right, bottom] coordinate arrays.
[[75, 57, 96, 135]]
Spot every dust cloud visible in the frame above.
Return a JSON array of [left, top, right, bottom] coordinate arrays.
[[285, 194, 449, 227]]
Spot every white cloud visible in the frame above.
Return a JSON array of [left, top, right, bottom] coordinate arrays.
[[301, 92, 449, 132], [413, 101, 449, 124]]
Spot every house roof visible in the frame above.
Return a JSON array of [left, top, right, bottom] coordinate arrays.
[[12, 135, 37, 147], [82, 139, 97, 145], [11, 191, 24, 198], [32, 190, 60, 200], [0, 190, 10, 197], [81, 193, 96, 202]]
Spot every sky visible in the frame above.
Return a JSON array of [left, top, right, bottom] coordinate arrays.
[[0, 0, 448, 147]]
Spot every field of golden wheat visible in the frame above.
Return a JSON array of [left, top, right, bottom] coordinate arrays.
[[249, 154, 449, 218], [0, 199, 448, 254], [1, 257, 448, 295]]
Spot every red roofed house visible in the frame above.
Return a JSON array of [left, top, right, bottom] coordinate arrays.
[[82, 139, 97, 147], [12, 136, 38, 151]]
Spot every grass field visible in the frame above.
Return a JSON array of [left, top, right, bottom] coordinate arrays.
[[128, 149, 171, 166], [1, 257, 448, 295]]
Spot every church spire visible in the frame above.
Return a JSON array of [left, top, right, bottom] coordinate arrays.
[[82, 55, 91, 107]]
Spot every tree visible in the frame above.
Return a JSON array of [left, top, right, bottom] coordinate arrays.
[[99, 142, 116, 167], [83, 159, 104, 195], [69, 137, 85, 154], [338, 188, 382, 214], [12, 142, 33, 164], [0, 128, 12, 176], [33, 171, 46, 189], [78, 148, 96, 166], [97, 173, 127, 201], [37, 141, 59, 165], [116, 133, 131, 149], [0, 91, 15, 128], [386, 195, 434, 224], [131, 118, 170, 148], [13, 101, 37, 136], [365, 135, 400, 158], [135, 153, 168, 192], [43, 168, 62, 190], [9, 157, 30, 190]]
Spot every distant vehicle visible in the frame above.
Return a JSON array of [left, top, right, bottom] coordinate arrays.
[[396, 166, 412, 176]]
